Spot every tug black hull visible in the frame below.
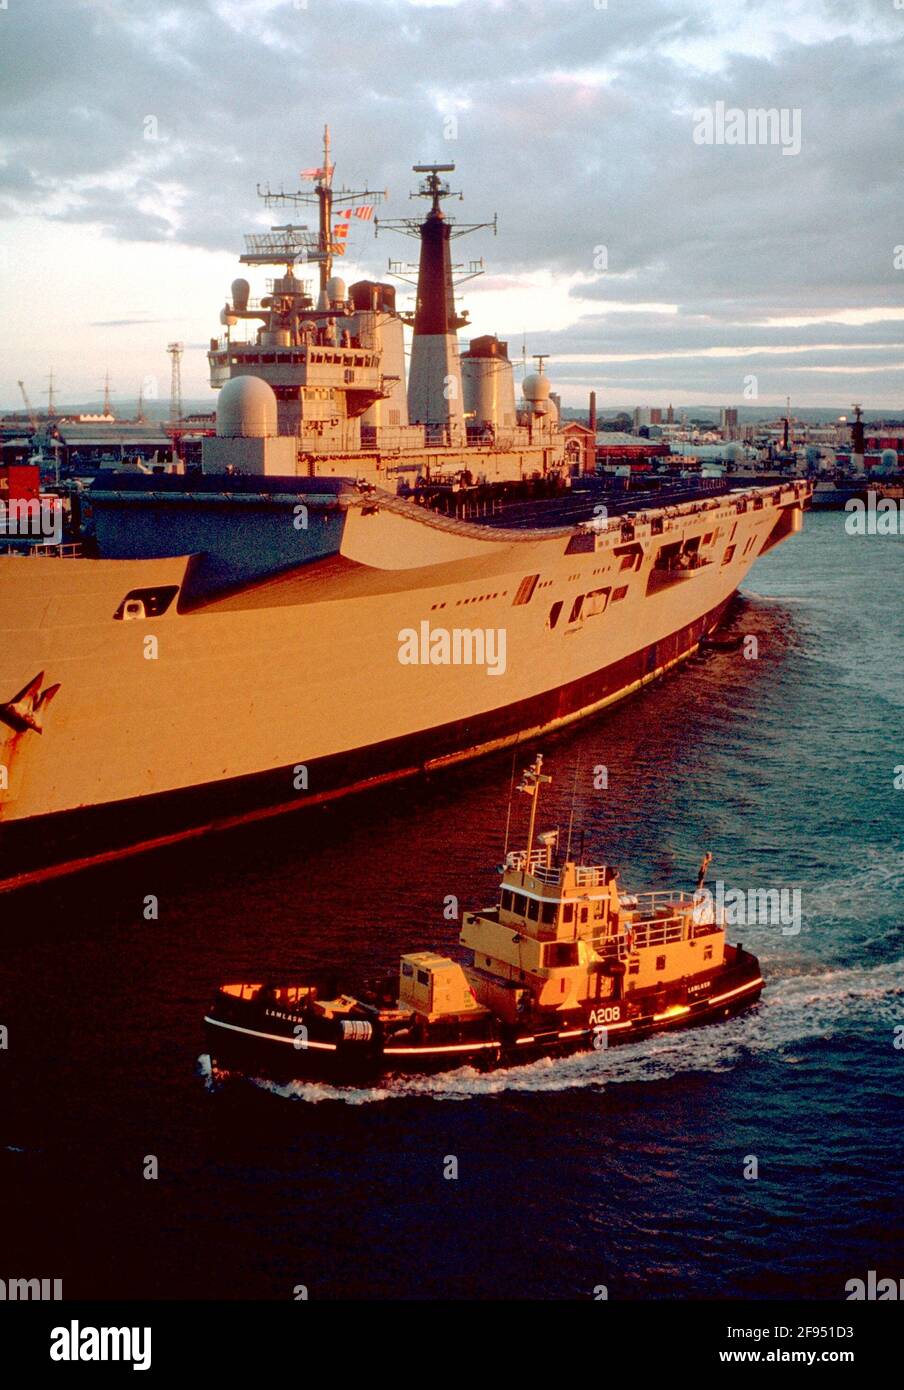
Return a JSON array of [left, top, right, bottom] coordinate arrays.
[[204, 947, 763, 1087]]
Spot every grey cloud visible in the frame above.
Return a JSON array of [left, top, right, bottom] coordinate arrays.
[[0, 0, 901, 399]]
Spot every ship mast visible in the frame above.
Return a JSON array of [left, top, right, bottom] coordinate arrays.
[[518, 754, 552, 867], [312, 124, 333, 289], [376, 161, 496, 441], [256, 124, 386, 297]]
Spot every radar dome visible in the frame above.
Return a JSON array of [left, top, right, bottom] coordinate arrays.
[[522, 372, 550, 402], [879, 448, 899, 474], [231, 278, 250, 311], [326, 276, 347, 304], [216, 375, 278, 438], [220, 307, 238, 327]]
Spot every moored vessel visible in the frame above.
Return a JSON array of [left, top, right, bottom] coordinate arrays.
[[204, 756, 764, 1086], [0, 135, 811, 894]]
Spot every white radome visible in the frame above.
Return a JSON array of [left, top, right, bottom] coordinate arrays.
[[231, 278, 251, 311], [522, 372, 550, 402], [216, 375, 278, 438]]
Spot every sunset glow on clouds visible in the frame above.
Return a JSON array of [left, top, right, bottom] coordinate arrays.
[[0, 0, 901, 409]]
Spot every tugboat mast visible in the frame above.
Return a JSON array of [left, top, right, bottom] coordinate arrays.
[[518, 753, 552, 868]]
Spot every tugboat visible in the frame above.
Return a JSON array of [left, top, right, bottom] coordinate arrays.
[[203, 757, 764, 1085]]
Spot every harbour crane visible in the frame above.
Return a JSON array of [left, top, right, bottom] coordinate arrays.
[[17, 379, 40, 439]]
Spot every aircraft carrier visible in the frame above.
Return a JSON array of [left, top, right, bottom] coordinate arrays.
[[0, 134, 811, 891]]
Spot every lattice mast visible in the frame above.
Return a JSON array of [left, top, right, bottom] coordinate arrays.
[[167, 342, 183, 426], [254, 124, 386, 295]]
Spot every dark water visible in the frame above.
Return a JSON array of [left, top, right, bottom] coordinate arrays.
[[2, 512, 902, 1300]]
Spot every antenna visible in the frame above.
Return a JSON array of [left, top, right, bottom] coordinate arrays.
[[46, 368, 56, 417], [517, 753, 552, 867], [502, 751, 517, 859], [565, 758, 580, 861], [376, 159, 496, 311], [102, 369, 112, 416], [255, 125, 386, 292]]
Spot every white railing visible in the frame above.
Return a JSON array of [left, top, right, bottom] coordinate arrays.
[[504, 848, 556, 879], [577, 480, 809, 544], [575, 865, 608, 887], [631, 889, 696, 913], [0, 541, 83, 557], [593, 915, 688, 956], [504, 851, 608, 888]]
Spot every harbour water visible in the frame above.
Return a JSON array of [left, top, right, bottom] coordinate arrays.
[[2, 511, 901, 1299]]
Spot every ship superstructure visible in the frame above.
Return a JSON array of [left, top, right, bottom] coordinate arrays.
[[203, 129, 564, 485]]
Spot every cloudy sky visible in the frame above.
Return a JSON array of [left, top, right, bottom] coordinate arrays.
[[1, 0, 901, 412]]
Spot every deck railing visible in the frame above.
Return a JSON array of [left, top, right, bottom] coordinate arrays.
[[0, 541, 84, 558]]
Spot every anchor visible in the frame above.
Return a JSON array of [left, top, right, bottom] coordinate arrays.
[[0, 672, 61, 735]]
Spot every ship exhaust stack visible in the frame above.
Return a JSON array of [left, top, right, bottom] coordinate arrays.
[[378, 163, 496, 446], [462, 336, 516, 435], [850, 403, 866, 475]]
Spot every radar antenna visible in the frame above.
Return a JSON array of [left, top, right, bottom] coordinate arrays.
[[376, 161, 496, 313], [254, 125, 387, 292]]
